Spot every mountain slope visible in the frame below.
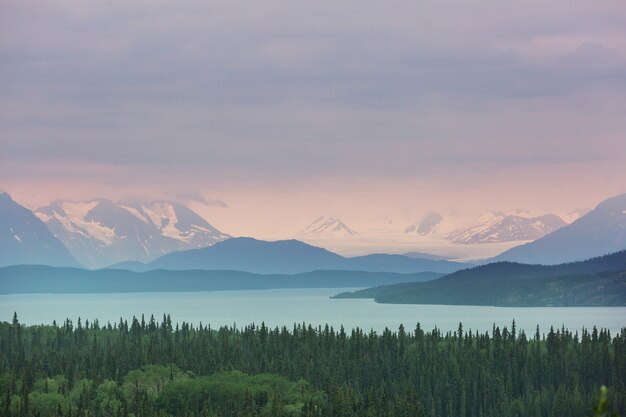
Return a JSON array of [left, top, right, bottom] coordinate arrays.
[[135, 237, 470, 274], [0, 193, 79, 267], [334, 250, 626, 306], [35, 200, 229, 268], [492, 193, 626, 264], [148, 237, 344, 274]]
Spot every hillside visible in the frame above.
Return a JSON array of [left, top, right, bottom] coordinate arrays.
[[334, 251, 626, 306]]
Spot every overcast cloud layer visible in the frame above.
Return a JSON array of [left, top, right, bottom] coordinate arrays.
[[1, 0, 626, 238]]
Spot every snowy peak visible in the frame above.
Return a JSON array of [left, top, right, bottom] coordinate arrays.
[[120, 201, 228, 245], [36, 200, 118, 246], [448, 212, 567, 244], [34, 199, 229, 268], [302, 217, 357, 237]]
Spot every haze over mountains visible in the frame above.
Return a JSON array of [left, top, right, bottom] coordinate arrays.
[[1, 191, 625, 271], [293, 210, 573, 261]]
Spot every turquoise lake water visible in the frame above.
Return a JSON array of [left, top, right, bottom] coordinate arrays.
[[1, 288, 624, 335]]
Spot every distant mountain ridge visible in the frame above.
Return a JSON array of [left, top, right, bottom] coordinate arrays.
[[492, 193, 626, 264], [402, 251, 450, 261], [0, 265, 442, 294], [35, 199, 229, 268], [116, 237, 470, 274], [0, 193, 79, 268]]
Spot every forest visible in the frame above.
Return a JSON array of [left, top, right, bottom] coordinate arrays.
[[0, 314, 624, 417]]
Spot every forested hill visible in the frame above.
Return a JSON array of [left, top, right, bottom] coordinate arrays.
[[0, 265, 441, 294], [334, 250, 626, 306]]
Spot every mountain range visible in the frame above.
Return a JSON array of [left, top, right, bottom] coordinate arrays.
[[447, 213, 566, 244], [0, 265, 442, 295], [405, 211, 567, 244], [1, 191, 625, 271], [2, 190, 626, 306], [35, 199, 229, 268], [115, 237, 470, 274]]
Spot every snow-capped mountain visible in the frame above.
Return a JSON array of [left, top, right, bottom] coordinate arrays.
[[447, 212, 567, 244], [35, 199, 229, 268], [0, 193, 79, 267], [492, 192, 626, 264], [301, 217, 357, 237]]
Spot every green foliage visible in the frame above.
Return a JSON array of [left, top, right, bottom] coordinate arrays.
[[157, 371, 322, 416], [28, 392, 69, 416], [594, 386, 620, 417], [123, 364, 191, 399]]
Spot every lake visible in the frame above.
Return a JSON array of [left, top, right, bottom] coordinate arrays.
[[1, 288, 625, 335]]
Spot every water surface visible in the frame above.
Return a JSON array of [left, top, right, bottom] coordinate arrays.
[[1, 288, 624, 335]]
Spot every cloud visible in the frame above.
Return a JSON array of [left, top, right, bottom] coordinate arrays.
[[1, 0, 625, 226], [178, 193, 229, 208]]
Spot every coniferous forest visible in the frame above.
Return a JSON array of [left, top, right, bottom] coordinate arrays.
[[1, 314, 624, 417]]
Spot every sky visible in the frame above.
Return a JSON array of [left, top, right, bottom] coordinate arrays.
[[1, 0, 626, 241]]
